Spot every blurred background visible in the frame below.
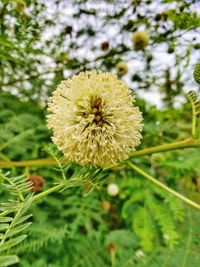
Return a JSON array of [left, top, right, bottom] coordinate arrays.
[[0, 0, 200, 266], [1, 0, 200, 106]]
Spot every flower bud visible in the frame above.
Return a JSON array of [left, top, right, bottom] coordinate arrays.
[[132, 31, 149, 50], [116, 61, 128, 77], [101, 201, 111, 211], [101, 41, 109, 51]]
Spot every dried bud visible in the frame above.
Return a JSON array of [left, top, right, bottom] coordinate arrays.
[[28, 174, 45, 192], [101, 41, 109, 51], [65, 26, 73, 35]]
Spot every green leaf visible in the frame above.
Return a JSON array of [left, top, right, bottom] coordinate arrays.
[[0, 217, 13, 223], [6, 222, 32, 238], [14, 214, 32, 227], [0, 234, 27, 252], [0, 224, 9, 231], [0, 255, 19, 267]]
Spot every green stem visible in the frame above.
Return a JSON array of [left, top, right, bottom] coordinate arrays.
[[31, 184, 65, 202], [31, 179, 81, 202], [128, 162, 200, 210], [0, 139, 200, 169], [111, 250, 115, 267], [130, 138, 200, 158], [0, 158, 56, 168]]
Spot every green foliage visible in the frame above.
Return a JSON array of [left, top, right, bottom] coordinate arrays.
[[0, 93, 50, 161], [0, 172, 33, 266], [168, 11, 200, 30], [120, 173, 184, 252]]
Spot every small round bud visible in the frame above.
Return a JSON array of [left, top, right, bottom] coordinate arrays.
[[132, 31, 149, 50], [65, 26, 73, 35], [101, 201, 111, 211], [107, 183, 119, 196], [155, 14, 161, 21], [101, 41, 109, 51], [194, 63, 200, 84], [167, 45, 175, 54], [28, 174, 45, 192], [116, 61, 128, 77], [107, 243, 116, 253]]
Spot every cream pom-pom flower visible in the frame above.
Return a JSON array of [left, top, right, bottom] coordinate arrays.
[[47, 71, 143, 168]]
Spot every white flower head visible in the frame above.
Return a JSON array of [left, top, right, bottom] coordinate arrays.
[[47, 71, 143, 168]]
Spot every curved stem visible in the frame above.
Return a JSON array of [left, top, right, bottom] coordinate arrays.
[[31, 184, 65, 202], [31, 180, 80, 202], [128, 162, 200, 210]]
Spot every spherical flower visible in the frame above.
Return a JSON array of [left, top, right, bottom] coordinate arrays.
[[132, 31, 149, 50], [194, 62, 200, 84], [47, 71, 143, 168], [107, 183, 119, 196], [116, 61, 128, 77]]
